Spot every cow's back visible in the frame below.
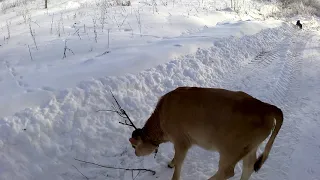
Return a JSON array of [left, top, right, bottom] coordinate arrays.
[[158, 87, 274, 151]]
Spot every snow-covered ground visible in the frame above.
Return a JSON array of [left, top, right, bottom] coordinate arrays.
[[0, 0, 320, 180], [0, 0, 283, 117]]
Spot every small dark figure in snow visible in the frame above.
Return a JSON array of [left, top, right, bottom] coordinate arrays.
[[296, 20, 302, 29]]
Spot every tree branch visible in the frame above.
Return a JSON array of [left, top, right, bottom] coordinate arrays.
[[74, 158, 156, 175], [96, 91, 138, 129], [72, 164, 89, 180]]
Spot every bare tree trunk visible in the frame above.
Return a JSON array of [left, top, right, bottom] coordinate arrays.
[[45, 0, 48, 9]]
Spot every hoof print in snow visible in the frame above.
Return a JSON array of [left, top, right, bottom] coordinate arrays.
[[18, 81, 29, 87], [42, 86, 55, 92], [26, 89, 34, 93], [174, 44, 182, 47]]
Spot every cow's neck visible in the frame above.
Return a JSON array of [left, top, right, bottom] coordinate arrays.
[[142, 112, 165, 146]]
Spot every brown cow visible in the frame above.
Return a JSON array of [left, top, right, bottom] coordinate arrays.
[[129, 87, 283, 180]]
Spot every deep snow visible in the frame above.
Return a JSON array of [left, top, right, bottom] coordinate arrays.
[[1, 0, 320, 180]]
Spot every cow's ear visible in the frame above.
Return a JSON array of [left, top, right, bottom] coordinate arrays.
[[129, 137, 137, 144]]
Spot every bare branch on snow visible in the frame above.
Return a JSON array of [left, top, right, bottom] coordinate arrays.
[[74, 158, 156, 175], [72, 164, 89, 180], [62, 40, 74, 59], [96, 91, 138, 129]]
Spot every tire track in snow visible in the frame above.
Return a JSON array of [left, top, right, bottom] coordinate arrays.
[[215, 28, 289, 91], [250, 49, 280, 67], [276, 32, 320, 180], [253, 32, 311, 180], [248, 32, 287, 68], [220, 27, 306, 108], [218, 27, 311, 180]]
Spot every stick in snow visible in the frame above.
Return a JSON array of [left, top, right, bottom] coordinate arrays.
[[72, 165, 89, 180], [74, 158, 156, 175], [96, 91, 137, 129]]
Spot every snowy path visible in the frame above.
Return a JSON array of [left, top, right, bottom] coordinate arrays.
[[0, 23, 319, 180], [216, 27, 316, 180], [286, 32, 320, 180]]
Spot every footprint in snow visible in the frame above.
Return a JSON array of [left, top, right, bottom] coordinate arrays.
[[26, 89, 34, 93], [18, 80, 29, 87], [41, 86, 55, 92], [11, 68, 17, 77]]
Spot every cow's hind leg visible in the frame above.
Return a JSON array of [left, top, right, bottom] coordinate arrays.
[[208, 147, 253, 180], [208, 153, 243, 180], [240, 147, 257, 180]]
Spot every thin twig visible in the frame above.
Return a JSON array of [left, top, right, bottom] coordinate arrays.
[[29, 23, 38, 50], [28, 45, 33, 60], [92, 18, 97, 43], [30, 20, 40, 27], [50, 14, 54, 34], [110, 91, 137, 129], [62, 40, 75, 59], [6, 20, 11, 40], [133, 170, 141, 180], [96, 91, 137, 129], [107, 29, 110, 48], [60, 13, 65, 34], [74, 158, 156, 175], [72, 165, 89, 180], [134, 9, 142, 36], [73, 28, 82, 40]]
